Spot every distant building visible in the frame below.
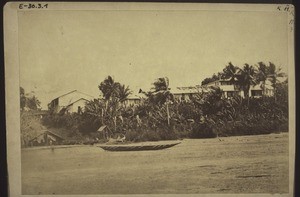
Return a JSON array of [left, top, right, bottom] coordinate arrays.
[[203, 79, 241, 98], [123, 93, 146, 106], [21, 110, 48, 119], [171, 86, 200, 102], [28, 130, 65, 146], [202, 79, 274, 98], [49, 90, 94, 113]]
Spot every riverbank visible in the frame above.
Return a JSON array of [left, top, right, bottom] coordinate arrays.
[[22, 132, 289, 194]]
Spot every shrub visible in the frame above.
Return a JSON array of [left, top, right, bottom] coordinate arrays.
[[42, 112, 101, 135], [189, 121, 217, 138]]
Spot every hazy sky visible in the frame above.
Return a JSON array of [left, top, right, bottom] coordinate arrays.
[[18, 9, 288, 109]]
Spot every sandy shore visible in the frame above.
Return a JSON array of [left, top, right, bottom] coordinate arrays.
[[21, 133, 289, 195]]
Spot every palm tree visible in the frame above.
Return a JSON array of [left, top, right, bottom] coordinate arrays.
[[98, 75, 121, 120], [150, 77, 173, 106], [148, 77, 173, 125], [98, 76, 133, 134], [221, 62, 241, 97], [98, 76, 121, 101], [152, 77, 170, 92], [256, 62, 268, 96], [237, 64, 256, 101], [221, 62, 240, 82], [267, 62, 286, 102], [118, 84, 132, 103]]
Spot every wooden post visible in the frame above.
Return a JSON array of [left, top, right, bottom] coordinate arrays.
[[113, 116, 117, 133], [101, 108, 104, 124], [166, 101, 170, 126]]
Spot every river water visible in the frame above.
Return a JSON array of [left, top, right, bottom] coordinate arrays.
[[22, 133, 289, 195]]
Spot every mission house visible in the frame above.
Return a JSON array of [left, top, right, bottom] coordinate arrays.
[[48, 90, 94, 114], [202, 79, 274, 98]]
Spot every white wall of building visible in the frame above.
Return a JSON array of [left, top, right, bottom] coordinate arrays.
[[66, 99, 88, 113], [51, 90, 94, 113]]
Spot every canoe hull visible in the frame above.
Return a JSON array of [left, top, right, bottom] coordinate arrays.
[[98, 142, 180, 152]]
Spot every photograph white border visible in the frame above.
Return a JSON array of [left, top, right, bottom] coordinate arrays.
[[4, 2, 295, 197]]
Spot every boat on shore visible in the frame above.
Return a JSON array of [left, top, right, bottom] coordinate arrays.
[[98, 142, 181, 151]]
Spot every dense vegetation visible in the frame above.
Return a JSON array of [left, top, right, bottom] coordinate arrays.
[[39, 62, 288, 142], [20, 87, 41, 111]]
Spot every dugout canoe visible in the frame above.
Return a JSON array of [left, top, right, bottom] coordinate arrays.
[[98, 142, 181, 151]]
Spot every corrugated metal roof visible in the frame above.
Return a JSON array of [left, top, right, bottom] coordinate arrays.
[[52, 90, 94, 101], [171, 87, 200, 94], [126, 93, 146, 100]]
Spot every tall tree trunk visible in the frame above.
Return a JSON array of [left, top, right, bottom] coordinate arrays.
[[264, 81, 266, 96], [244, 86, 250, 106], [166, 103, 170, 126], [274, 85, 277, 103], [113, 116, 117, 133], [101, 108, 104, 125]]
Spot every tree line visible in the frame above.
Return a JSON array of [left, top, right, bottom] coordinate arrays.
[[40, 61, 288, 143], [201, 61, 286, 100]]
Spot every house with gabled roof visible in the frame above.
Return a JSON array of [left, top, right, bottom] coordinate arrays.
[[48, 90, 94, 113], [28, 130, 65, 146]]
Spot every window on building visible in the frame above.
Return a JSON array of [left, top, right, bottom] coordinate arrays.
[[265, 89, 274, 96], [227, 91, 238, 97], [227, 91, 234, 97], [181, 94, 185, 102], [77, 106, 82, 114], [53, 98, 59, 106], [251, 90, 263, 97]]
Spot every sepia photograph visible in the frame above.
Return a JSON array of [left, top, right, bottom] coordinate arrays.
[[4, 2, 295, 196]]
